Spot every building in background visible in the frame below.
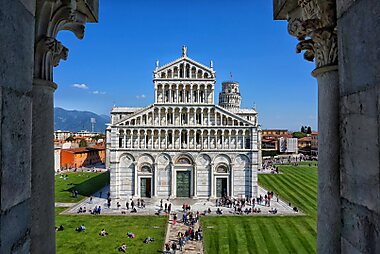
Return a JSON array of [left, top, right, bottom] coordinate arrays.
[[60, 145, 105, 169]]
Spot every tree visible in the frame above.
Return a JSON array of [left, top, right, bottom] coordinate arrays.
[[307, 126, 312, 134], [301, 126, 305, 133], [65, 136, 74, 142], [293, 132, 307, 139], [79, 139, 87, 147]]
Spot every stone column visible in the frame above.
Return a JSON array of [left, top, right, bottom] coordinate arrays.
[[193, 165, 198, 198], [230, 163, 235, 197], [31, 79, 56, 254], [153, 163, 158, 197], [31, 1, 98, 252], [171, 163, 176, 197], [210, 163, 214, 197], [277, 1, 340, 253]]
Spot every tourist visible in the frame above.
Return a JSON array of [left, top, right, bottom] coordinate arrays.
[[171, 241, 177, 253], [164, 203, 167, 212], [126, 201, 129, 210], [160, 199, 163, 209], [99, 191, 102, 198], [118, 243, 127, 253], [55, 225, 64, 231], [131, 207, 137, 213], [168, 203, 172, 214], [179, 237, 184, 250], [131, 200, 135, 210], [173, 214, 177, 225], [75, 190, 78, 198], [89, 196, 93, 203], [165, 243, 171, 253], [99, 228, 108, 236], [117, 202, 121, 209], [75, 224, 86, 232]]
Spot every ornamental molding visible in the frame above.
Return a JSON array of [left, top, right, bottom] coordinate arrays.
[[34, 0, 98, 81], [287, 0, 337, 69]]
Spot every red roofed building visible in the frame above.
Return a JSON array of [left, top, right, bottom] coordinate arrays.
[[60, 146, 105, 169]]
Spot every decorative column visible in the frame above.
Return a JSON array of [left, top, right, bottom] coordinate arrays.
[[190, 86, 193, 103], [170, 162, 176, 197], [210, 163, 214, 198], [193, 165, 198, 198], [176, 84, 179, 103], [153, 163, 158, 197], [280, 1, 339, 253], [33, 1, 98, 253], [230, 163, 234, 197]]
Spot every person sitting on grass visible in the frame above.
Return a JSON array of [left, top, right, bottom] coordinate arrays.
[[118, 243, 127, 253], [99, 229, 108, 236], [75, 224, 86, 232], [143, 236, 154, 244], [55, 225, 64, 231]]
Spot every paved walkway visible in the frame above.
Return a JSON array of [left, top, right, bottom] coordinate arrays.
[[61, 184, 301, 216], [55, 202, 77, 207], [164, 213, 203, 254]]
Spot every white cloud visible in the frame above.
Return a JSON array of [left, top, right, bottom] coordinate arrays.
[[92, 90, 106, 95], [136, 94, 146, 99], [72, 83, 89, 89]]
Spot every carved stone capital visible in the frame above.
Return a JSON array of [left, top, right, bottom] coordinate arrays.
[[287, 0, 337, 69], [34, 0, 98, 82]]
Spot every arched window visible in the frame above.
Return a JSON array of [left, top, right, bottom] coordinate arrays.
[[174, 67, 178, 78], [197, 70, 202, 78], [161, 72, 166, 78], [204, 72, 209, 78], [191, 67, 196, 78], [186, 64, 190, 78], [168, 69, 172, 78], [177, 157, 191, 164], [216, 164, 228, 173], [140, 165, 152, 173], [179, 64, 184, 78]]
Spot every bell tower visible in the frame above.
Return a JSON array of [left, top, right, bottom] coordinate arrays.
[[218, 81, 241, 110]]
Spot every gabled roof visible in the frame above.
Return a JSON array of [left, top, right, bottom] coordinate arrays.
[[154, 55, 215, 75]]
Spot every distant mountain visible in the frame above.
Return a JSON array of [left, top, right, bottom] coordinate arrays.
[[54, 107, 110, 133]]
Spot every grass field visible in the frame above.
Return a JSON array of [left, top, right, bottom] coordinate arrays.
[[202, 162, 318, 254], [56, 208, 167, 254], [55, 171, 110, 203]]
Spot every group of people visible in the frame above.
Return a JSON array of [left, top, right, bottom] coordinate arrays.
[[165, 226, 203, 253], [182, 210, 199, 227], [71, 189, 79, 198], [159, 199, 172, 215]]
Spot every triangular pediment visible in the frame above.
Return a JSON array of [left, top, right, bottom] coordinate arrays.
[[154, 56, 215, 79]]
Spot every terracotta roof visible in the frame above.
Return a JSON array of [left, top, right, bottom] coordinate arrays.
[[298, 137, 312, 142]]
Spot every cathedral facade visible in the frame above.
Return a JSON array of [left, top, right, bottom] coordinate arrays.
[[107, 48, 260, 200]]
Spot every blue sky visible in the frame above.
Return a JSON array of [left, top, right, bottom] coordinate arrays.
[[54, 0, 317, 131]]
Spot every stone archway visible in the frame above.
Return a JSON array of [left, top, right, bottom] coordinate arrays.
[[174, 155, 194, 198]]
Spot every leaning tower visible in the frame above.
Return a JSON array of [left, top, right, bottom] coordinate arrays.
[[218, 81, 241, 110]]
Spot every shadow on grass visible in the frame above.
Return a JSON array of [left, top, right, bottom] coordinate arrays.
[[64, 171, 110, 197]]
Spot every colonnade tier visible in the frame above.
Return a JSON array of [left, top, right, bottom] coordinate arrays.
[[116, 128, 256, 150], [154, 83, 215, 104], [115, 106, 257, 127], [156, 62, 213, 80]]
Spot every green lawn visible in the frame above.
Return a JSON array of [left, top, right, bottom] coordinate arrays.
[[202, 163, 318, 254], [55, 172, 110, 203], [56, 208, 167, 254]]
